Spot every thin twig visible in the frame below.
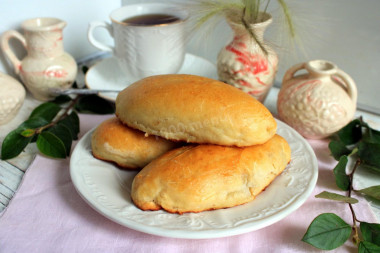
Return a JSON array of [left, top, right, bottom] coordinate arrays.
[[348, 158, 362, 244], [35, 95, 81, 134]]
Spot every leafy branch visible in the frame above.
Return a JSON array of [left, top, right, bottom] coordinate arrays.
[[302, 117, 380, 252], [0, 88, 114, 160]]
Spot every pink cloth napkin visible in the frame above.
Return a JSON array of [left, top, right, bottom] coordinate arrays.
[[0, 114, 377, 253]]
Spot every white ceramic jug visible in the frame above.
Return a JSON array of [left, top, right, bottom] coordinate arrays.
[[277, 60, 357, 139], [1, 17, 77, 101]]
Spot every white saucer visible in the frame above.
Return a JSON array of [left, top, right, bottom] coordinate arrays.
[[85, 53, 218, 101]]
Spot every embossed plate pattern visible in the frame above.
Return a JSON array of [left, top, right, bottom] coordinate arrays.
[[70, 120, 318, 239]]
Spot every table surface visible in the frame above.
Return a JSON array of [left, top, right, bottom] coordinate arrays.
[[1, 55, 380, 222]]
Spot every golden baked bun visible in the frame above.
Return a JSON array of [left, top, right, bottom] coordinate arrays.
[[131, 134, 291, 214], [115, 74, 276, 147], [91, 117, 178, 170]]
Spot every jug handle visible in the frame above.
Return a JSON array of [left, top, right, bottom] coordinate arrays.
[[334, 69, 358, 105], [282, 62, 306, 83], [283, 61, 358, 105], [1, 30, 27, 75]]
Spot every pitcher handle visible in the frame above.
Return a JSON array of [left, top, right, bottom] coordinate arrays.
[[334, 69, 358, 105], [87, 21, 114, 53], [1, 30, 27, 75], [282, 62, 306, 83]]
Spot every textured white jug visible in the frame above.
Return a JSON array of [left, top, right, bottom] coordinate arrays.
[[277, 60, 357, 139], [0, 72, 25, 125]]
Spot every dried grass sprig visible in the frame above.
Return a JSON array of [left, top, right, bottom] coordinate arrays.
[[189, 0, 243, 28], [276, 0, 296, 37], [186, 0, 296, 55], [240, 9, 268, 55]]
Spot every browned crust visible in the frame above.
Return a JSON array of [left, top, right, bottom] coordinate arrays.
[[131, 134, 291, 214], [115, 74, 277, 147], [91, 117, 178, 169]]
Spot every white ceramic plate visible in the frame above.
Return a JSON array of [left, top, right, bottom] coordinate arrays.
[[85, 53, 218, 101], [70, 120, 318, 239]]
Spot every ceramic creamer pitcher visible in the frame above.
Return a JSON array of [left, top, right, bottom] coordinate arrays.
[[277, 60, 357, 139], [1, 17, 77, 101]]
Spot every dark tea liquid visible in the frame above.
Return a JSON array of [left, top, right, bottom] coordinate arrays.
[[122, 14, 180, 25]]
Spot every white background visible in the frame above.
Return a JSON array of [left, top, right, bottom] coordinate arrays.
[[0, 0, 379, 114]]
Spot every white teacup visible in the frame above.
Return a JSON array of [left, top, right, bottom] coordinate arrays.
[[88, 3, 188, 81]]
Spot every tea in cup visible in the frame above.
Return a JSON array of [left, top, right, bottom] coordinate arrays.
[[88, 3, 189, 81]]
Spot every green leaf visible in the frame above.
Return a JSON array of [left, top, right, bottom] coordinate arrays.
[[58, 112, 80, 140], [30, 134, 39, 143], [20, 129, 36, 137], [362, 122, 380, 144], [302, 213, 351, 250], [315, 191, 358, 204], [1, 129, 33, 160], [329, 140, 351, 161], [361, 164, 380, 174], [338, 119, 362, 145], [29, 102, 61, 121], [359, 241, 380, 253], [36, 132, 67, 158], [333, 155, 350, 191], [360, 222, 380, 246], [18, 117, 50, 130], [369, 128, 380, 144], [75, 95, 115, 114], [19, 117, 50, 144], [50, 95, 72, 104], [1, 117, 49, 160], [357, 186, 380, 200], [359, 142, 380, 168], [68, 112, 80, 137], [47, 124, 73, 156], [365, 130, 380, 145]]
